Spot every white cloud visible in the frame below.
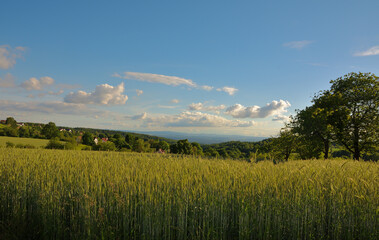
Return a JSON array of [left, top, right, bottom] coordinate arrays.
[[143, 111, 255, 128], [0, 45, 25, 69], [30, 90, 64, 98], [20, 76, 55, 90], [40, 76, 54, 85], [0, 100, 106, 116], [283, 40, 313, 50], [114, 72, 197, 87], [200, 85, 214, 91], [272, 114, 291, 122], [217, 86, 238, 95], [64, 82, 128, 105], [188, 102, 226, 113], [171, 99, 180, 104], [0, 73, 16, 88], [158, 105, 178, 109], [225, 100, 291, 119], [132, 112, 147, 120], [136, 89, 143, 96], [354, 46, 379, 56]]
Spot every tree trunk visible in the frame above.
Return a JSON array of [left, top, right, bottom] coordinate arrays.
[[353, 126, 360, 160], [323, 140, 329, 159], [353, 148, 360, 160]]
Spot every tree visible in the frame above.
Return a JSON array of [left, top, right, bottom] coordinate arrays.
[[271, 128, 297, 162], [19, 126, 31, 138], [132, 139, 150, 152], [171, 139, 193, 155], [41, 122, 59, 139], [82, 132, 94, 146], [4, 127, 18, 137], [5, 117, 17, 128], [291, 104, 332, 159], [157, 141, 170, 152], [191, 142, 203, 156], [317, 72, 378, 160]]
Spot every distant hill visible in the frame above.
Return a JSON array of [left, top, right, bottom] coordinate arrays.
[[134, 131, 267, 144]]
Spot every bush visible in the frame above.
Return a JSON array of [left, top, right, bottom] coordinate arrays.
[[45, 138, 65, 149], [15, 144, 36, 149], [81, 145, 92, 151], [93, 142, 116, 151], [6, 142, 15, 148]]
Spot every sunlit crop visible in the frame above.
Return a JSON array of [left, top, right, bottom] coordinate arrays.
[[0, 148, 377, 239]]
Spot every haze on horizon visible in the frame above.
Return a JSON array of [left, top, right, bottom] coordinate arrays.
[[1, 0, 378, 137]]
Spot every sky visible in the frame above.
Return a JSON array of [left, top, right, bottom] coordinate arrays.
[[1, 0, 378, 137]]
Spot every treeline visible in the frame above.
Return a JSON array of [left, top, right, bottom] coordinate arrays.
[[270, 72, 378, 162]]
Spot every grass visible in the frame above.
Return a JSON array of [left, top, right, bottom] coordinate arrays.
[[0, 148, 378, 239], [0, 136, 50, 148]]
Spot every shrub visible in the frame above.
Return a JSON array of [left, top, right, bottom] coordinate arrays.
[[6, 142, 15, 148], [45, 138, 64, 149]]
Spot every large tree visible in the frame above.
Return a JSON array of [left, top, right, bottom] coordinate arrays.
[[316, 72, 378, 160], [41, 122, 59, 139], [291, 104, 333, 159]]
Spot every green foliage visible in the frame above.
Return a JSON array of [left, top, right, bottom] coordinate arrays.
[[317, 72, 378, 160], [82, 132, 94, 146], [41, 122, 59, 139], [93, 141, 116, 151], [203, 147, 220, 158], [5, 141, 15, 148], [191, 142, 203, 156], [0, 149, 377, 239], [5, 117, 17, 128], [271, 128, 297, 162], [171, 139, 193, 155], [4, 127, 18, 137], [18, 126, 31, 138], [45, 138, 65, 149], [132, 139, 150, 152]]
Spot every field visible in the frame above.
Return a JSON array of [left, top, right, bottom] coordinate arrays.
[[0, 148, 378, 239], [0, 136, 50, 148]]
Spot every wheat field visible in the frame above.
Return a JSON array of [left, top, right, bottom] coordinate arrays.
[[0, 148, 377, 239]]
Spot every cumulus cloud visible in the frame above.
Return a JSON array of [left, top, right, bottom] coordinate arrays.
[[272, 115, 291, 122], [217, 86, 238, 95], [0, 73, 16, 88], [225, 100, 291, 119], [188, 102, 226, 113], [136, 89, 143, 96], [20, 76, 55, 90], [114, 72, 197, 87], [283, 40, 313, 49], [354, 46, 379, 56], [143, 111, 255, 128], [64, 82, 128, 105], [171, 99, 180, 104], [0, 45, 25, 69]]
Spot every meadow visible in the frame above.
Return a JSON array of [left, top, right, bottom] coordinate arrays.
[[0, 136, 50, 148], [0, 148, 377, 239]]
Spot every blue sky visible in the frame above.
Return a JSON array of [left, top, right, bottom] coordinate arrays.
[[1, 0, 378, 137]]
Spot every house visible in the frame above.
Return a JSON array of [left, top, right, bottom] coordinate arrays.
[[0, 120, 6, 124], [101, 138, 108, 143], [94, 137, 99, 145]]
